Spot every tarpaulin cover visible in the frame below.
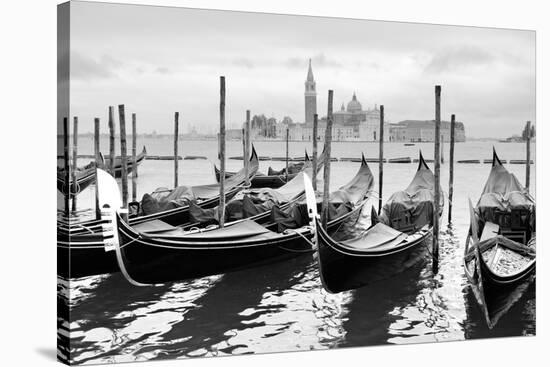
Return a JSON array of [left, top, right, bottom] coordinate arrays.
[[267, 162, 305, 176], [270, 201, 353, 233], [476, 159, 535, 228], [477, 162, 534, 211], [340, 222, 408, 252], [189, 188, 289, 225], [378, 161, 441, 232], [140, 151, 259, 216]]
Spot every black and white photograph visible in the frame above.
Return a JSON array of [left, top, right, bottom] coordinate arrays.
[[52, 1, 539, 366]]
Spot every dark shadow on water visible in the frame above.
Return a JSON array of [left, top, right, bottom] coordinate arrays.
[[340, 260, 428, 347], [463, 278, 536, 339], [147, 253, 317, 360]]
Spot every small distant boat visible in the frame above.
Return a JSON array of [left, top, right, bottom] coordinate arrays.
[[388, 157, 411, 163], [404, 143, 415, 146], [509, 159, 534, 164], [463, 149, 536, 329], [215, 149, 312, 189], [57, 165, 96, 197], [184, 155, 207, 160], [105, 146, 147, 178], [308, 152, 442, 293], [364, 158, 387, 163]]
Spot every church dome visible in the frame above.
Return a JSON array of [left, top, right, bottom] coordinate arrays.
[[346, 93, 363, 113]]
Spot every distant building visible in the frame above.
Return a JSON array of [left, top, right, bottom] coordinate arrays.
[[389, 120, 466, 142], [304, 59, 317, 124]]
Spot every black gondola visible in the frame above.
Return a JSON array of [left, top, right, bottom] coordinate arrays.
[[214, 150, 310, 188], [56, 148, 260, 279], [103, 155, 374, 284], [57, 165, 96, 197], [306, 152, 442, 293], [56, 146, 147, 197], [463, 149, 536, 329], [107, 145, 147, 178]]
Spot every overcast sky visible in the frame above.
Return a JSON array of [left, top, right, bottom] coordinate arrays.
[[68, 1, 535, 138]]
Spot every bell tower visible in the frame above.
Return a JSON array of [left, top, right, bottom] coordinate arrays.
[[304, 59, 317, 124]]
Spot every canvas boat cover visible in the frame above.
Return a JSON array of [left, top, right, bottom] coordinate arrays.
[[378, 159, 442, 232], [190, 155, 373, 232], [477, 161, 534, 211], [267, 162, 305, 176], [475, 156, 535, 228], [139, 152, 259, 215], [339, 222, 409, 252], [137, 217, 279, 241], [188, 172, 309, 225]]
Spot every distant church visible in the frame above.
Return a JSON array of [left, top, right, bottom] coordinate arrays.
[[304, 59, 317, 124], [299, 60, 387, 141]]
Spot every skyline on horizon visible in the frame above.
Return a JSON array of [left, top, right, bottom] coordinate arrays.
[[67, 2, 535, 138]]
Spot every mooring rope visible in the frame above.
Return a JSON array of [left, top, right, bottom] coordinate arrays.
[[281, 227, 317, 251]]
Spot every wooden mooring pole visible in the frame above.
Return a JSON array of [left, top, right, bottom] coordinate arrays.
[[285, 128, 290, 182], [312, 113, 318, 191], [433, 85, 441, 274], [219, 76, 226, 228], [441, 134, 445, 164], [174, 112, 179, 188], [118, 104, 129, 221], [108, 106, 115, 175], [321, 90, 334, 229], [71, 116, 78, 213], [63, 117, 70, 217], [525, 121, 531, 192], [94, 117, 101, 219], [378, 105, 384, 214], [245, 110, 251, 186], [131, 113, 137, 202], [448, 114, 455, 224]]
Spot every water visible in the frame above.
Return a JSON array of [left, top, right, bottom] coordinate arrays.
[[59, 140, 536, 365]]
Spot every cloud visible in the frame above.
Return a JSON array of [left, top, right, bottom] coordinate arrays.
[[155, 66, 171, 74], [425, 45, 494, 73], [232, 58, 254, 69], [71, 52, 123, 81], [285, 52, 342, 69]]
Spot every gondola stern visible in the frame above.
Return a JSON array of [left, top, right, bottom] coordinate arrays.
[[492, 147, 503, 167], [417, 150, 429, 171]]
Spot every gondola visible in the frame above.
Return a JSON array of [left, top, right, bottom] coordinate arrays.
[[57, 165, 96, 197], [56, 146, 147, 197], [56, 148, 260, 279], [214, 150, 310, 188], [101, 154, 374, 284], [306, 152, 442, 293], [463, 149, 536, 329], [107, 145, 147, 178]]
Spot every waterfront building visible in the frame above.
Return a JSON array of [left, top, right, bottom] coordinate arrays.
[[389, 120, 466, 142]]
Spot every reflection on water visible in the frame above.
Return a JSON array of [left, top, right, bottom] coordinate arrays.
[[59, 141, 536, 365]]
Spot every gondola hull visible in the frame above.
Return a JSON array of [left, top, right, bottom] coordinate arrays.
[[463, 149, 536, 329], [316, 222, 432, 293], [215, 167, 296, 188], [115, 202, 364, 284], [463, 235, 536, 329], [57, 241, 118, 279], [56, 187, 241, 279], [57, 168, 96, 197]]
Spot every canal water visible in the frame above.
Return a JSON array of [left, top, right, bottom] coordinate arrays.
[[58, 140, 536, 365]]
